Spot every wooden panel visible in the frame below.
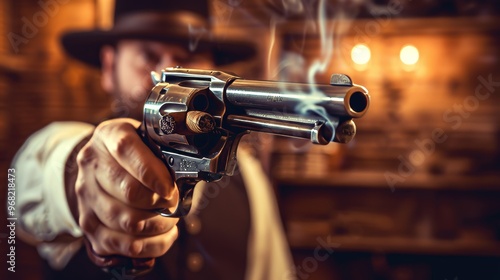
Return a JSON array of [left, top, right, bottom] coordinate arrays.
[[272, 16, 500, 280]]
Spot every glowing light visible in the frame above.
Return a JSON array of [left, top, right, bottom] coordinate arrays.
[[351, 44, 371, 65], [400, 45, 419, 65]]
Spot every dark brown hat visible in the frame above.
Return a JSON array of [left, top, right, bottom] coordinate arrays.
[[61, 0, 256, 67]]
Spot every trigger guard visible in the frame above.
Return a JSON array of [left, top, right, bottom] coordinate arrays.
[[156, 179, 198, 217]]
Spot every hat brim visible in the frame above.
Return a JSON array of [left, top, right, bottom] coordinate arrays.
[[61, 29, 256, 67]]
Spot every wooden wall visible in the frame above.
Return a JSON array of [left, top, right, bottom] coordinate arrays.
[[269, 12, 500, 280]]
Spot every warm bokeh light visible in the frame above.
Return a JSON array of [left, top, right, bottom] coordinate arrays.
[[351, 44, 371, 65], [400, 45, 419, 65]]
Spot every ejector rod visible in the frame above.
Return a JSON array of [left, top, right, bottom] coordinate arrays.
[[226, 114, 333, 145]]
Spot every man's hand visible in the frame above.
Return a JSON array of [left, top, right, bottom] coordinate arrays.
[[74, 118, 179, 259]]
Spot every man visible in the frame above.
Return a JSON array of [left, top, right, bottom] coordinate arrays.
[[12, 0, 293, 279]]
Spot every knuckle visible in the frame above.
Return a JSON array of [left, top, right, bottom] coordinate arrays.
[[79, 214, 95, 234], [126, 240, 144, 256], [149, 220, 167, 234], [97, 121, 135, 155], [76, 145, 95, 167], [102, 203, 120, 224], [74, 177, 86, 197], [102, 236, 120, 254], [106, 164, 123, 180], [94, 121, 112, 137], [120, 179, 139, 204], [121, 217, 146, 234], [88, 239, 106, 255], [111, 133, 134, 156], [112, 120, 132, 132]]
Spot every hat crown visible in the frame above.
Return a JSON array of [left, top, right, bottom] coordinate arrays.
[[113, 0, 210, 23], [62, 0, 255, 67]]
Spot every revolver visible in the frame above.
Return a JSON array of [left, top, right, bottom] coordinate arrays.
[[140, 67, 370, 217], [90, 67, 370, 274]]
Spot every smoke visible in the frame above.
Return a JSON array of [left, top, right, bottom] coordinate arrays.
[[270, 0, 343, 143], [279, 0, 305, 15], [210, 0, 357, 147], [299, 0, 339, 142], [188, 24, 210, 52]]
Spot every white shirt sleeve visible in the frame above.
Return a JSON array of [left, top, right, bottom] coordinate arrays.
[[12, 121, 95, 269]]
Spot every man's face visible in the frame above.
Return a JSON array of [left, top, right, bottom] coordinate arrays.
[[101, 39, 214, 120]]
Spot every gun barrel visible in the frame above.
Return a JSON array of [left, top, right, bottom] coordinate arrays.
[[226, 79, 369, 118]]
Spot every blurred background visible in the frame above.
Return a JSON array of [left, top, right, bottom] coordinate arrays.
[[1, 0, 499, 279]]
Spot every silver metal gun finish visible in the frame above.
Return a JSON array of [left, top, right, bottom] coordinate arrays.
[[140, 67, 370, 217]]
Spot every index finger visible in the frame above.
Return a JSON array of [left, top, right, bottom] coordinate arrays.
[[97, 119, 175, 199]]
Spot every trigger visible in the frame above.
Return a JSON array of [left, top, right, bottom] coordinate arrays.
[[156, 179, 196, 217]]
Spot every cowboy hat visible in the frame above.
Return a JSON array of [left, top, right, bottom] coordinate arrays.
[[61, 0, 256, 67]]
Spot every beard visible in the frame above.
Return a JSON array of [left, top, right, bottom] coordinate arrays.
[[109, 69, 153, 121]]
